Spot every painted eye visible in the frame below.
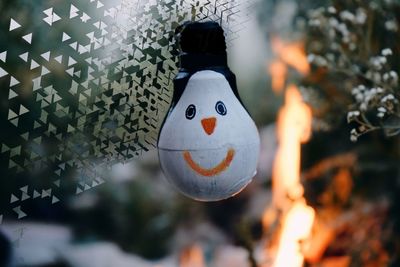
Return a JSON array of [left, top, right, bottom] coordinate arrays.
[[215, 101, 227, 116], [185, 104, 196, 120]]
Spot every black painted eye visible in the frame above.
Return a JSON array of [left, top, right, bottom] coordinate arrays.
[[215, 101, 227, 116], [185, 104, 196, 120]]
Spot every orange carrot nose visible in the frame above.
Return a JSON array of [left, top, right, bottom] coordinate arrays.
[[201, 117, 216, 135]]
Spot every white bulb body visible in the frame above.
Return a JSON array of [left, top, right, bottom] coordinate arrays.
[[158, 70, 260, 201]]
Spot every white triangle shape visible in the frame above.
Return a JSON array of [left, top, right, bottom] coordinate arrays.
[[97, 1, 104, 8], [52, 13, 61, 23], [69, 42, 77, 50], [100, 21, 107, 30], [68, 56, 77, 66], [9, 18, 21, 31], [0, 66, 7, 78], [66, 68, 74, 76], [78, 45, 87, 54], [32, 77, 41, 91], [70, 4, 79, 18], [19, 105, 29, 115], [54, 55, 62, 63], [21, 192, 30, 201], [10, 194, 19, 203], [0, 51, 6, 62], [41, 189, 51, 198], [13, 206, 27, 219], [43, 16, 53, 26], [30, 59, 39, 69], [10, 76, 19, 87], [70, 4, 79, 13], [62, 32, 71, 42], [84, 184, 91, 191], [43, 7, 53, 16], [41, 66, 50, 75], [52, 196, 59, 204], [84, 44, 91, 53], [94, 41, 101, 50], [20, 185, 28, 193], [86, 31, 94, 40], [19, 52, 28, 62], [22, 33, 32, 44], [8, 89, 17, 99], [81, 13, 90, 23], [33, 190, 41, 198], [8, 109, 18, 120], [41, 51, 50, 61]]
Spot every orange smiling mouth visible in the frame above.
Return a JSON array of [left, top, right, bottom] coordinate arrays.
[[182, 148, 235, 177]]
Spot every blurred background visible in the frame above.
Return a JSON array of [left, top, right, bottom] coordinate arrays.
[[1, 0, 400, 266]]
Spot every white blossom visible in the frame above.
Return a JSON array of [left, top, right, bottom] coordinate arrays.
[[309, 19, 321, 26], [350, 135, 358, 142], [383, 73, 390, 81], [315, 55, 328, 66], [382, 72, 398, 84], [327, 6, 337, 14], [337, 23, 349, 36], [381, 94, 395, 103], [326, 53, 335, 61], [328, 17, 339, 27], [307, 53, 315, 63], [378, 56, 387, 64], [350, 128, 358, 142], [372, 72, 382, 83], [378, 107, 387, 113], [390, 71, 398, 84], [385, 20, 398, 31], [370, 56, 384, 70], [347, 110, 360, 122], [355, 8, 367, 24], [305, 4, 400, 140], [352, 85, 366, 96], [340, 10, 355, 22], [360, 102, 368, 111], [381, 48, 393, 56], [308, 54, 328, 67]]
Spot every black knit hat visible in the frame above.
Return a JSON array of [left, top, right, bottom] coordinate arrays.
[[176, 21, 228, 70]]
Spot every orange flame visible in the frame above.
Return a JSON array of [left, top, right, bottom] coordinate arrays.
[[263, 84, 315, 267], [268, 59, 287, 93], [273, 201, 315, 267], [271, 36, 310, 76], [180, 244, 205, 267], [268, 37, 310, 94], [272, 85, 312, 208]]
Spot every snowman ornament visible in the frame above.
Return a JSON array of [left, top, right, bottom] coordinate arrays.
[[158, 22, 260, 201]]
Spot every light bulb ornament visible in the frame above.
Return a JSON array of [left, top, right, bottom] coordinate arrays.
[[158, 21, 260, 201]]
